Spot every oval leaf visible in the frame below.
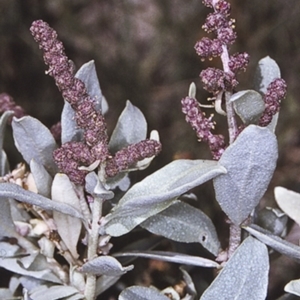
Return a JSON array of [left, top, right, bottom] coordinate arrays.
[[79, 255, 133, 276], [103, 159, 226, 236], [75, 60, 108, 113], [285, 279, 300, 296], [254, 56, 281, 94], [12, 116, 58, 175], [0, 183, 83, 220], [274, 187, 300, 226], [30, 159, 53, 198], [29, 285, 79, 300], [141, 201, 220, 256], [243, 224, 300, 261], [0, 197, 17, 237], [109, 100, 147, 153], [61, 101, 84, 144], [230, 90, 265, 125], [200, 237, 269, 300], [113, 251, 220, 268], [119, 286, 170, 300], [213, 125, 278, 225], [52, 174, 82, 259]]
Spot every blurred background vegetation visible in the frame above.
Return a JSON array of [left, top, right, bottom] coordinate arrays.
[[1, 0, 300, 298]]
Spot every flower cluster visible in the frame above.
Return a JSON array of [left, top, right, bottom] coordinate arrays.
[[181, 96, 225, 159], [0, 93, 25, 122], [195, 0, 249, 95], [30, 20, 162, 184], [259, 78, 287, 127]]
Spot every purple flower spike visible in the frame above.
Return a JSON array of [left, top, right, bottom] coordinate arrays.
[[181, 96, 225, 159]]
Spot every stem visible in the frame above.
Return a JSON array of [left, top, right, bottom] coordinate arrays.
[[224, 91, 238, 144], [228, 223, 241, 259], [84, 196, 103, 300]]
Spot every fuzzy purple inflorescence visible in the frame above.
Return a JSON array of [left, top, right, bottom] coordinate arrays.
[[0, 93, 25, 122], [30, 20, 162, 184], [259, 78, 287, 127], [181, 96, 225, 159]]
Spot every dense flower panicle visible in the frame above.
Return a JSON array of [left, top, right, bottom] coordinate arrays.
[[105, 140, 162, 177], [259, 78, 287, 127], [200, 68, 238, 94], [202, 0, 213, 8], [228, 52, 250, 73], [31, 20, 162, 184], [0, 93, 26, 121], [195, 38, 222, 59], [181, 96, 225, 159], [53, 142, 94, 184]]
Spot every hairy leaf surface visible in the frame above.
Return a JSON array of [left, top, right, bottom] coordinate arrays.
[[200, 237, 269, 300], [213, 125, 277, 225], [141, 201, 220, 256], [103, 159, 226, 236], [119, 286, 172, 300]]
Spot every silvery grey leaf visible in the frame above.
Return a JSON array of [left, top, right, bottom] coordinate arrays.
[[274, 187, 300, 227], [12, 116, 58, 175], [255, 206, 288, 236], [243, 224, 300, 261], [29, 285, 80, 300], [66, 293, 85, 300], [0, 150, 9, 176], [0, 111, 13, 175], [95, 275, 121, 296], [180, 267, 197, 299], [141, 201, 220, 256], [285, 279, 300, 296], [30, 159, 52, 198], [0, 289, 13, 299], [61, 101, 83, 144], [85, 172, 114, 200], [200, 237, 269, 300], [230, 90, 265, 125], [119, 286, 171, 300], [19, 275, 45, 292], [113, 251, 220, 268], [52, 174, 82, 259], [103, 159, 226, 236], [213, 125, 278, 225], [254, 56, 281, 94], [0, 196, 17, 237], [0, 255, 61, 284], [0, 183, 83, 220], [109, 100, 147, 153], [79, 255, 134, 276], [75, 60, 108, 114]]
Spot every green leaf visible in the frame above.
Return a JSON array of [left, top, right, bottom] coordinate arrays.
[[141, 201, 220, 256], [200, 237, 269, 300], [213, 125, 278, 225], [109, 100, 147, 153], [103, 159, 226, 236], [12, 116, 58, 175], [230, 90, 265, 125]]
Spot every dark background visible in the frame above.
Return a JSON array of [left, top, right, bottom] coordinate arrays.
[[1, 0, 300, 298]]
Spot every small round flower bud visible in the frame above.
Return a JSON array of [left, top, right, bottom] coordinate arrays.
[[229, 52, 250, 73], [215, 0, 231, 16], [217, 27, 237, 45], [203, 13, 228, 33]]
